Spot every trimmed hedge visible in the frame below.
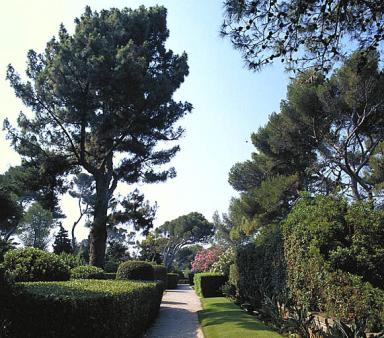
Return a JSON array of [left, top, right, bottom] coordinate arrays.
[[194, 272, 227, 298], [70, 265, 105, 280], [2, 280, 163, 337], [166, 273, 179, 289], [153, 265, 167, 283], [3, 247, 70, 282], [116, 261, 154, 281]]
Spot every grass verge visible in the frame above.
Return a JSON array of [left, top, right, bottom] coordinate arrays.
[[198, 297, 282, 338]]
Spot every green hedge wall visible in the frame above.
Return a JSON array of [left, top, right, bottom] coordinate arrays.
[[235, 224, 286, 308], [2, 279, 163, 338], [166, 273, 179, 289], [153, 265, 167, 283], [188, 272, 195, 285], [194, 272, 227, 298]]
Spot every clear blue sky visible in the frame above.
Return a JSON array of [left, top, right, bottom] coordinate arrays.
[[0, 0, 289, 241]]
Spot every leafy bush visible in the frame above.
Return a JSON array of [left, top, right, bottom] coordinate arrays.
[[235, 224, 286, 308], [166, 273, 179, 289], [104, 260, 119, 273], [194, 272, 227, 298], [284, 194, 384, 330], [70, 265, 105, 280], [1, 279, 163, 337], [58, 252, 85, 269], [3, 247, 70, 282], [210, 247, 235, 276], [191, 247, 223, 272], [116, 261, 154, 281], [153, 265, 167, 283]]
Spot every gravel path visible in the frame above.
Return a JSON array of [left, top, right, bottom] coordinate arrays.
[[144, 284, 204, 338]]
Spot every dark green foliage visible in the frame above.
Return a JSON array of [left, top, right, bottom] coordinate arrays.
[[153, 265, 167, 283], [0, 188, 22, 240], [53, 225, 72, 254], [57, 252, 85, 269], [1, 279, 163, 337], [3, 247, 69, 282], [0, 238, 16, 263], [174, 245, 202, 271], [70, 265, 105, 280], [104, 273, 116, 280], [284, 194, 384, 329], [166, 273, 179, 289], [221, 0, 384, 72], [188, 272, 195, 285], [194, 273, 227, 298], [104, 241, 130, 273], [235, 224, 286, 308], [116, 261, 154, 281]]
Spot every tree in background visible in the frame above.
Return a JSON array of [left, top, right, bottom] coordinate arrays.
[[158, 212, 214, 269], [5, 6, 191, 267], [174, 244, 202, 271], [221, 0, 384, 72], [53, 225, 72, 254], [226, 51, 384, 237], [137, 233, 168, 264], [17, 203, 54, 250]]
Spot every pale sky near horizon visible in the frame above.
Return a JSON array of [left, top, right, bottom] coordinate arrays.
[[0, 1, 289, 242]]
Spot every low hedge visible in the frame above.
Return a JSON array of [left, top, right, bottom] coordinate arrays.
[[3, 247, 70, 282], [2, 279, 163, 337], [194, 272, 227, 298], [116, 261, 154, 281], [70, 265, 105, 280], [166, 273, 179, 289]]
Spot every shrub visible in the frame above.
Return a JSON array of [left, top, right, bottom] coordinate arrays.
[[70, 265, 105, 280], [188, 272, 195, 285], [191, 247, 223, 273], [2, 279, 163, 337], [153, 265, 167, 283], [284, 194, 384, 330], [166, 273, 179, 289], [236, 224, 286, 308], [58, 252, 85, 269], [116, 261, 154, 281], [104, 260, 119, 273], [3, 247, 70, 282], [194, 272, 227, 298], [210, 247, 235, 276]]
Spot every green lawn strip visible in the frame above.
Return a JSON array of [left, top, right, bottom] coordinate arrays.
[[198, 297, 282, 338]]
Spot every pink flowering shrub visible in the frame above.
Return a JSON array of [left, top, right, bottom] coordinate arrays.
[[191, 246, 223, 273]]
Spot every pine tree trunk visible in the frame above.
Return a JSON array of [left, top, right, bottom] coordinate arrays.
[[89, 176, 109, 267]]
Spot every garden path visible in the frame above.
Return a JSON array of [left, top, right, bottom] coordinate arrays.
[[144, 284, 204, 338]]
